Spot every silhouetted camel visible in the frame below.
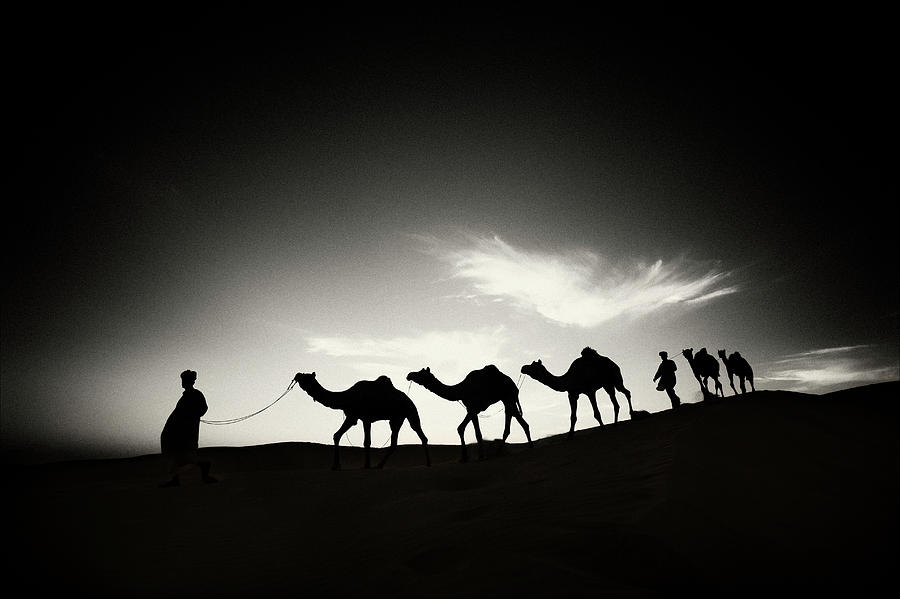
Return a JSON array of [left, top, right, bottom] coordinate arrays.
[[407, 365, 533, 462], [718, 349, 756, 394], [521, 347, 634, 439], [681, 348, 724, 397], [293, 372, 431, 470]]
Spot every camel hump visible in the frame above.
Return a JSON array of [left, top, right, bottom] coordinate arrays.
[[568, 353, 620, 381], [581, 346, 614, 365], [464, 365, 502, 384], [481, 364, 513, 381], [374, 375, 395, 388], [581, 346, 602, 358], [348, 376, 396, 395]]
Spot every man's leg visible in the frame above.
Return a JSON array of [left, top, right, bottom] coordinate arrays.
[[666, 387, 681, 409]]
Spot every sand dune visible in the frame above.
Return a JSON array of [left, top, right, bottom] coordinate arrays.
[[7, 382, 898, 597]]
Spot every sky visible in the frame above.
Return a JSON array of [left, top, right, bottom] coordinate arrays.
[[4, 8, 897, 463]]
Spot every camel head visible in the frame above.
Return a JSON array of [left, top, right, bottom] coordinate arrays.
[[406, 367, 435, 387], [293, 372, 317, 389], [681, 348, 694, 360], [717, 349, 727, 360], [521, 359, 546, 379]]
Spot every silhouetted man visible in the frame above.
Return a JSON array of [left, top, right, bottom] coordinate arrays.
[[159, 369, 217, 487], [653, 351, 681, 409]]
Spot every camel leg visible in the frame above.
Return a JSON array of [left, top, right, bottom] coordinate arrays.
[[362, 421, 372, 469], [587, 390, 604, 427], [617, 383, 634, 414], [471, 413, 486, 460], [603, 387, 620, 423], [407, 415, 431, 467], [457, 414, 472, 462], [512, 397, 533, 447], [567, 393, 578, 439], [725, 369, 736, 395], [376, 419, 402, 469], [332, 417, 357, 470], [748, 372, 755, 392], [714, 377, 724, 397], [513, 412, 534, 447], [502, 406, 513, 443]]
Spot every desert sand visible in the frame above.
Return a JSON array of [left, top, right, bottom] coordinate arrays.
[[7, 382, 898, 597]]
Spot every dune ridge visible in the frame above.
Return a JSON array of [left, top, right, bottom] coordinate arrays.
[[7, 382, 898, 597]]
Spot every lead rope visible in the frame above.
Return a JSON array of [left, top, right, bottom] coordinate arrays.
[[517, 373, 526, 391], [200, 380, 296, 425]]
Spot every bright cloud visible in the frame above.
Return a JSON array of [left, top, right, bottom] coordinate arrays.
[[306, 326, 509, 379], [420, 234, 737, 327], [764, 345, 898, 393]]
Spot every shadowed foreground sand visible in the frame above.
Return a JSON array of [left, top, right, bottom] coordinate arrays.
[[8, 382, 899, 597]]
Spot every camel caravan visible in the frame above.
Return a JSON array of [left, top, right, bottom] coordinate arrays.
[[289, 345, 756, 469]]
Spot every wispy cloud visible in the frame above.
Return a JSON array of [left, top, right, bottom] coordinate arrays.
[[419, 234, 737, 327], [764, 345, 898, 393], [306, 326, 509, 379], [778, 345, 873, 359]]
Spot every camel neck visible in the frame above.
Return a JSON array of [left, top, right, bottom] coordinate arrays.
[[533, 367, 569, 392], [300, 379, 346, 410], [420, 376, 463, 402]]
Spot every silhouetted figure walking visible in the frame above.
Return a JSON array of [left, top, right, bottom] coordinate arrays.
[[407, 365, 533, 462], [293, 372, 431, 470], [653, 351, 681, 409], [718, 349, 756, 394], [159, 370, 217, 487]]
